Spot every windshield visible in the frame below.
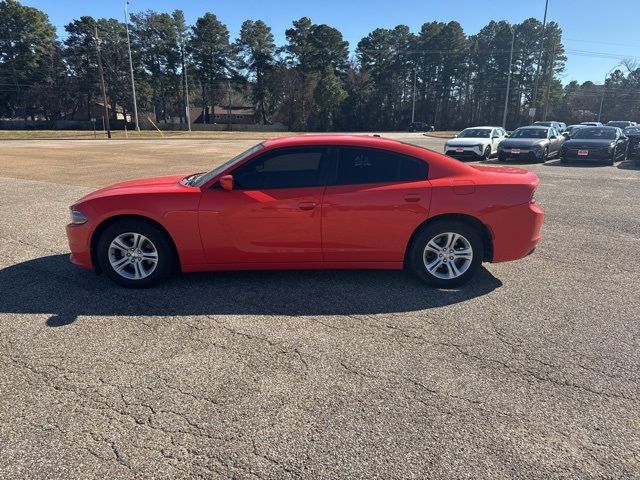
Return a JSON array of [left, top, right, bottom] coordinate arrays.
[[625, 127, 640, 134], [192, 143, 264, 187], [534, 122, 552, 127], [572, 127, 617, 140], [458, 128, 491, 138], [607, 122, 629, 128], [511, 128, 548, 139]]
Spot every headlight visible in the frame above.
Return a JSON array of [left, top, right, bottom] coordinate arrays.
[[70, 209, 88, 225]]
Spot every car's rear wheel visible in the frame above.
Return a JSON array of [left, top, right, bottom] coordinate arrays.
[[483, 145, 491, 160], [97, 219, 174, 288], [408, 220, 483, 288]]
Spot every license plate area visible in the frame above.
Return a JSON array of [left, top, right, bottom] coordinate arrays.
[[455, 148, 464, 153], [511, 148, 520, 154], [578, 149, 589, 156]]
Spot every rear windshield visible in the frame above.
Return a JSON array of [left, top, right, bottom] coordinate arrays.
[[572, 127, 617, 140], [511, 128, 548, 139]]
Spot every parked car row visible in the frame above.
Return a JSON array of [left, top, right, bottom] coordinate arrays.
[[443, 120, 639, 165]]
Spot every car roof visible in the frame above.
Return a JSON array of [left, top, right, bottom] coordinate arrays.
[[462, 126, 498, 129], [516, 126, 549, 130], [263, 134, 403, 149]]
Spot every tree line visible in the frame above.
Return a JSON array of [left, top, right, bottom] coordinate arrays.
[[1, 0, 639, 131]]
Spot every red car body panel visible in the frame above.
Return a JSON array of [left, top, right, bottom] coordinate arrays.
[[66, 135, 543, 273]]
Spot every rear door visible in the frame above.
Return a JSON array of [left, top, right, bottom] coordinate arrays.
[[322, 147, 431, 263]]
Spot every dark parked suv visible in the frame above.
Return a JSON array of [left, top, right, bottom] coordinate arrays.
[[408, 122, 435, 132], [606, 121, 637, 129], [624, 126, 640, 163]]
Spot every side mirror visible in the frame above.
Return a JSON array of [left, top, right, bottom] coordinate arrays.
[[562, 132, 570, 138], [220, 174, 234, 191]]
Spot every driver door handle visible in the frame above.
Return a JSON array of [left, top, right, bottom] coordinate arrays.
[[298, 201, 317, 211]]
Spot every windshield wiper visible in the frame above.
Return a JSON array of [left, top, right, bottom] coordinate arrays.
[[184, 173, 205, 186]]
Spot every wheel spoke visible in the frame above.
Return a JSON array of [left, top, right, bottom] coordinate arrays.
[[453, 248, 472, 259], [445, 262, 456, 278], [131, 233, 141, 249], [132, 261, 143, 279], [426, 258, 442, 273], [111, 238, 130, 252], [112, 256, 130, 271], [450, 261, 461, 277]]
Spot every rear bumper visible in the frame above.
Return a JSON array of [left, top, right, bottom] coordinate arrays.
[[482, 202, 544, 263], [66, 223, 93, 269]]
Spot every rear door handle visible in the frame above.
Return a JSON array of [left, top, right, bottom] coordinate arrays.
[[298, 201, 317, 211], [404, 194, 421, 203]]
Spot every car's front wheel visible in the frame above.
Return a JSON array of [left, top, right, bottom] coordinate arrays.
[[408, 220, 483, 288], [97, 219, 175, 288], [483, 145, 492, 160]]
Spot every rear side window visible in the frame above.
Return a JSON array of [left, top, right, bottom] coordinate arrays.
[[232, 147, 328, 189], [335, 147, 428, 185]]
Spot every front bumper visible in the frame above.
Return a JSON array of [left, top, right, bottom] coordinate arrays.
[[498, 148, 542, 162], [66, 223, 93, 269], [561, 148, 612, 162], [445, 146, 485, 160]]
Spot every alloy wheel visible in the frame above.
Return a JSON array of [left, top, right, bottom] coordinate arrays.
[[422, 232, 473, 280], [108, 232, 159, 280]]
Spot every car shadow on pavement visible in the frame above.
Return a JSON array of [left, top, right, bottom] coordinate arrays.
[[617, 159, 640, 170], [543, 159, 609, 168], [0, 254, 502, 327]]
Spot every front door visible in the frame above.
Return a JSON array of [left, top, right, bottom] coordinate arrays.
[[322, 147, 431, 263], [198, 146, 330, 264]]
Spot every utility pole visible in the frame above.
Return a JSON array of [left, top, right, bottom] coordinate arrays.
[[543, 40, 557, 120], [411, 68, 417, 123], [94, 26, 111, 139], [531, 0, 549, 122], [227, 80, 232, 131], [124, 1, 140, 131], [502, 27, 515, 129], [182, 41, 191, 132]]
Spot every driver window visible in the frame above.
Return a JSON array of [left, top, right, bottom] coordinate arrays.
[[232, 147, 328, 190]]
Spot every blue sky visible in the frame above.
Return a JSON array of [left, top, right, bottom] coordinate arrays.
[[23, 0, 640, 84]]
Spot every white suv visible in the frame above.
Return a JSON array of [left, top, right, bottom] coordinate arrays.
[[444, 126, 509, 160]]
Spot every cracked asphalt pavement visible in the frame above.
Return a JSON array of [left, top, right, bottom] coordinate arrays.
[[1, 137, 639, 479]]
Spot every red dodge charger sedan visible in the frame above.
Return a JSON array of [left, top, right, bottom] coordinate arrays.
[[66, 135, 543, 288]]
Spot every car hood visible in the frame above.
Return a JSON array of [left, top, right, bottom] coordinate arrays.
[[446, 138, 490, 147], [500, 138, 547, 147], [74, 174, 191, 204], [564, 139, 614, 148]]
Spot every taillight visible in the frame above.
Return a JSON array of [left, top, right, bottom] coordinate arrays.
[[530, 188, 537, 204]]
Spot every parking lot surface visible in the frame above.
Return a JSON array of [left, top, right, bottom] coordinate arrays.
[[1, 135, 639, 479]]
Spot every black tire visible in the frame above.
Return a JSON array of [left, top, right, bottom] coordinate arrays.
[[560, 155, 568, 164], [541, 147, 549, 163], [483, 145, 492, 161], [497, 153, 507, 162], [97, 219, 175, 288], [607, 151, 615, 166], [408, 220, 484, 288]]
